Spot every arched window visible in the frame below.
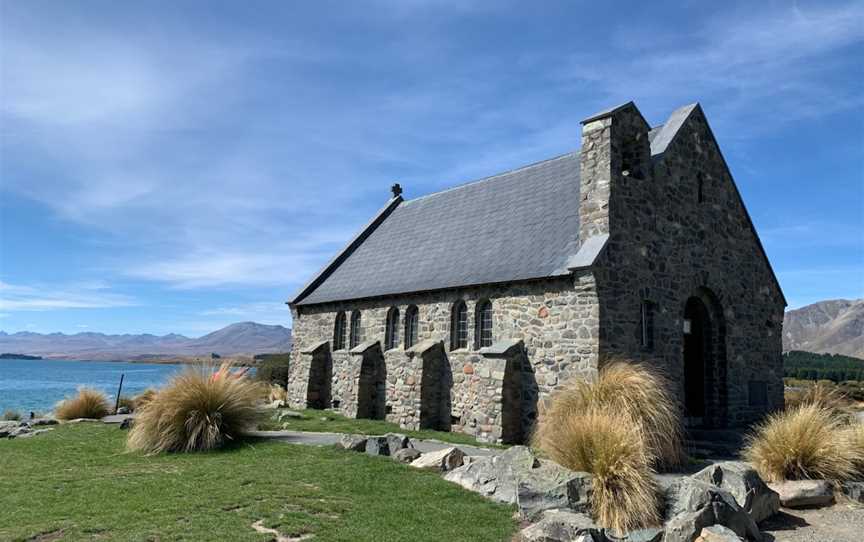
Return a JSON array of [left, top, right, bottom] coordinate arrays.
[[475, 299, 493, 349], [404, 305, 419, 349], [384, 307, 400, 350], [450, 300, 468, 350], [333, 312, 346, 350], [349, 310, 362, 349]]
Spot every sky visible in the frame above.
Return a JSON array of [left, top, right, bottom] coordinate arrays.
[[0, 0, 862, 337]]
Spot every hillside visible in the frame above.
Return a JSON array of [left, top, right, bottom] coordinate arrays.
[[0, 322, 292, 360], [783, 299, 864, 359]]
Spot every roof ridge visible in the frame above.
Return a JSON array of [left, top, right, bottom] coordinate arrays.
[[405, 150, 578, 205]]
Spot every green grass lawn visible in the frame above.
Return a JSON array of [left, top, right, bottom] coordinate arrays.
[[0, 423, 517, 541], [259, 408, 506, 448]]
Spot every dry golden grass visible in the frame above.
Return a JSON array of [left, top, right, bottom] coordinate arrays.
[[55, 388, 111, 420], [841, 423, 864, 479], [534, 408, 660, 532], [127, 363, 264, 454], [268, 384, 287, 403], [132, 388, 158, 411], [744, 404, 860, 482], [537, 361, 683, 468], [532, 361, 677, 532], [785, 381, 852, 415], [2, 409, 22, 421]]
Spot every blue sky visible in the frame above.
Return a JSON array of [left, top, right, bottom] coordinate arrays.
[[0, 0, 862, 337]]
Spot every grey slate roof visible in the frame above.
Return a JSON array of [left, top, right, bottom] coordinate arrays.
[[294, 153, 582, 305]]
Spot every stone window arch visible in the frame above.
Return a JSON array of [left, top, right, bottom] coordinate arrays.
[[384, 306, 400, 351], [349, 310, 362, 349], [404, 305, 419, 349], [475, 299, 493, 349], [333, 312, 346, 350], [450, 300, 468, 350]]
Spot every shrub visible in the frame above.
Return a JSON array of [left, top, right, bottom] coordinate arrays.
[[117, 396, 135, 412], [785, 381, 850, 412], [2, 409, 22, 421], [534, 408, 660, 532], [254, 353, 290, 387], [537, 360, 683, 468], [268, 384, 287, 403], [132, 388, 158, 411], [743, 404, 859, 482], [55, 388, 111, 420], [128, 363, 264, 454]]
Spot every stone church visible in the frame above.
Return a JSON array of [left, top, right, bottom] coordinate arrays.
[[286, 101, 786, 444]]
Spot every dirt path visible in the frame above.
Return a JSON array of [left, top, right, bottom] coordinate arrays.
[[761, 503, 864, 542]]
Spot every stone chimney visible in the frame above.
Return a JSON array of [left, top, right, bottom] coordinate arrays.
[[578, 101, 652, 240]]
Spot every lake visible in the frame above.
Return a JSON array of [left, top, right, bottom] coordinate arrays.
[[0, 358, 184, 414]]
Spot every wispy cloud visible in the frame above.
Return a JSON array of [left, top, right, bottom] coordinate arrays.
[[0, 281, 137, 311]]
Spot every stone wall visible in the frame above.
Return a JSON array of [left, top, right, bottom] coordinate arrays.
[[288, 274, 600, 443], [586, 104, 786, 426]]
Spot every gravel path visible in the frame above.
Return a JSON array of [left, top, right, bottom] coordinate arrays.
[[761, 503, 864, 542], [244, 429, 498, 456]]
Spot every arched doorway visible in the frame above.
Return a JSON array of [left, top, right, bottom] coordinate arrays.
[[356, 349, 386, 420], [306, 350, 332, 410], [683, 289, 727, 428]]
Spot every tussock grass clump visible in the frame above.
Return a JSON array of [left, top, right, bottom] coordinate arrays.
[[268, 384, 287, 403], [55, 388, 111, 420], [132, 388, 158, 411], [128, 363, 263, 454], [532, 361, 678, 531], [3, 409, 22, 421], [538, 361, 683, 468], [743, 404, 859, 482], [536, 409, 660, 532], [785, 381, 851, 416], [841, 423, 864, 479]]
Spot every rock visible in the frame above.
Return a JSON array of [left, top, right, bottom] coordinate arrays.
[[518, 509, 601, 542], [692, 461, 780, 523], [516, 459, 593, 520], [30, 418, 58, 426], [365, 436, 391, 456], [337, 434, 368, 452], [117, 406, 131, 415], [841, 481, 864, 503], [410, 447, 465, 472], [393, 448, 422, 463], [266, 400, 286, 409], [663, 478, 762, 542], [120, 418, 135, 430], [444, 445, 538, 504], [695, 524, 744, 542], [603, 527, 664, 542], [768, 480, 834, 508], [7, 426, 32, 438], [385, 433, 412, 454], [0, 420, 19, 438], [275, 410, 303, 421], [66, 418, 100, 423]]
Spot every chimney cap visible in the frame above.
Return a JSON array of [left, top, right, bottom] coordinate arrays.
[[391, 183, 403, 198]]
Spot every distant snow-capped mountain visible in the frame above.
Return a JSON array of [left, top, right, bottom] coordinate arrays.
[[0, 322, 292, 360]]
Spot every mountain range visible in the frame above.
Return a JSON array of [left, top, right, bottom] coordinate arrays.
[[0, 322, 292, 360], [783, 299, 864, 359]]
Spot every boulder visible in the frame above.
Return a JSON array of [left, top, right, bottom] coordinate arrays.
[[692, 462, 780, 523], [274, 410, 304, 421], [30, 418, 58, 426], [410, 447, 465, 472], [7, 425, 32, 439], [337, 434, 368, 452], [15, 428, 53, 439], [385, 433, 412, 454], [516, 459, 593, 520], [518, 509, 601, 542], [0, 420, 19, 438], [120, 418, 135, 430], [603, 527, 664, 542], [663, 478, 762, 542], [393, 448, 422, 463], [66, 418, 100, 423], [444, 445, 538, 504], [695, 524, 744, 542], [365, 436, 391, 456], [841, 481, 864, 503], [768, 480, 834, 508]]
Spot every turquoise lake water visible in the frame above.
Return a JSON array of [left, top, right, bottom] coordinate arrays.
[[0, 358, 184, 414]]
